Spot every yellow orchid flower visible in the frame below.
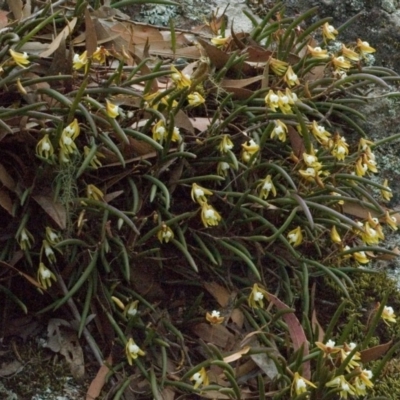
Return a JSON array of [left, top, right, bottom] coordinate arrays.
[[201, 203, 221, 227], [9, 49, 30, 68], [307, 45, 329, 59], [125, 338, 145, 365], [17, 228, 34, 251], [341, 44, 359, 61], [384, 211, 398, 231], [357, 39, 376, 55], [332, 55, 352, 70], [381, 179, 393, 201], [310, 121, 331, 144], [36, 134, 54, 159], [187, 91, 205, 107], [287, 226, 303, 247], [170, 65, 191, 89], [257, 175, 277, 199], [269, 57, 288, 76], [271, 120, 288, 142], [205, 310, 224, 325], [86, 184, 104, 201], [322, 22, 338, 41], [381, 305, 396, 325], [191, 183, 213, 205], [291, 372, 317, 396], [284, 65, 300, 86], [265, 90, 279, 112], [248, 283, 269, 309], [157, 223, 174, 243], [105, 99, 120, 118], [325, 375, 355, 399], [190, 367, 209, 389], [218, 135, 234, 153], [37, 262, 57, 289], [330, 225, 342, 244], [92, 46, 109, 64], [315, 339, 341, 358], [73, 51, 88, 70]]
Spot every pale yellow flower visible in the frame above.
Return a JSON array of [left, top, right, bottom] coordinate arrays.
[[83, 146, 105, 169], [157, 223, 174, 243], [86, 184, 104, 201], [248, 283, 269, 309], [191, 183, 213, 205], [307, 45, 329, 59], [36, 134, 54, 159], [381, 305, 396, 325], [190, 367, 209, 389], [384, 211, 398, 231], [211, 35, 229, 46], [170, 65, 191, 89], [276, 90, 293, 114], [310, 121, 331, 144], [217, 161, 231, 177], [291, 372, 316, 396], [257, 175, 277, 199], [218, 135, 234, 153], [92, 46, 109, 64], [284, 65, 300, 86], [322, 22, 338, 41], [73, 51, 88, 70], [269, 57, 288, 76], [205, 310, 224, 324], [187, 91, 205, 106], [125, 338, 145, 365], [45, 227, 61, 245], [105, 99, 120, 118], [341, 44, 359, 61], [17, 228, 34, 251], [241, 139, 259, 163], [37, 262, 57, 289], [330, 225, 342, 244], [330, 135, 349, 161], [353, 250, 369, 264], [201, 203, 222, 227], [287, 226, 303, 247], [265, 90, 279, 112], [9, 49, 30, 68], [357, 39, 375, 55], [271, 120, 288, 142], [332, 55, 352, 71], [124, 300, 139, 318], [381, 179, 393, 201], [339, 342, 361, 371], [315, 339, 341, 358], [41, 240, 56, 264], [325, 375, 355, 399]]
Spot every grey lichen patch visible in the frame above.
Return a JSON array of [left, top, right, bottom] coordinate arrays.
[[139, 4, 179, 26], [381, 0, 398, 13]]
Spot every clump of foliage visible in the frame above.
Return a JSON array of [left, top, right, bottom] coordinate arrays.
[[1, 0, 400, 398]]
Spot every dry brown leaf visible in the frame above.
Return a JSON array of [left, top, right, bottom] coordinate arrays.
[[191, 323, 235, 350], [197, 38, 254, 75], [230, 308, 244, 329], [0, 163, 16, 191], [7, 0, 23, 20], [311, 309, 325, 343], [160, 388, 175, 400], [45, 319, 85, 381], [0, 10, 9, 28], [217, 86, 254, 100], [189, 117, 213, 132], [0, 360, 23, 377], [174, 110, 194, 134], [40, 18, 77, 58], [204, 281, 231, 307], [0, 188, 13, 215], [86, 355, 112, 400], [360, 339, 393, 363], [287, 125, 305, 159], [33, 195, 67, 229], [250, 351, 279, 380], [221, 76, 263, 89], [85, 9, 97, 56], [267, 292, 310, 379], [375, 246, 400, 261], [223, 346, 250, 363]]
